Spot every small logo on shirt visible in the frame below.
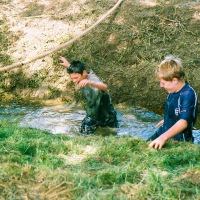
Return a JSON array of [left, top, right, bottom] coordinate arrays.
[[181, 110, 187, 113], [175, 108, 179, 116]]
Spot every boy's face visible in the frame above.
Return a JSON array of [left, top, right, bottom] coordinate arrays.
[[69, 70, 87, 85], [159, 78, 178, 93]]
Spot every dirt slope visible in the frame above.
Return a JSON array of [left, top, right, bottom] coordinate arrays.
[[0, 0, 199, 113]]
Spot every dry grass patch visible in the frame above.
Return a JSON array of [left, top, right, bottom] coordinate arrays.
[[59, 145, 98, 165]]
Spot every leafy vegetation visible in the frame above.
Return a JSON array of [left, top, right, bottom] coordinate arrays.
[[0, 121, 199, 199]]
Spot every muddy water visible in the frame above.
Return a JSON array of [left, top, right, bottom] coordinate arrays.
[[0, 103, 164, 139]]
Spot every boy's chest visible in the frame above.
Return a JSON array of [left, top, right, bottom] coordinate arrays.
[[165, 94, 180, 117]]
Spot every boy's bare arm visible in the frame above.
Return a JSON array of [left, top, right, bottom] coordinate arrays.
[[149, 119, 188, 149], [78, 79, 108, 91], [155, 119, 164, 128], [59, 56, 70, 68]]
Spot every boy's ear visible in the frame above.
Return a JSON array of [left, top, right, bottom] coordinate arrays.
[[83, 70, 87, 76], [172, 78, 179, 84]]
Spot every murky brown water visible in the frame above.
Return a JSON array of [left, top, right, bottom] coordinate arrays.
[[0, 103, 164, 140]]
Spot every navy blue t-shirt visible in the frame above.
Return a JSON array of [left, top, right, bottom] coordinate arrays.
[[162, 82, 198, 140]]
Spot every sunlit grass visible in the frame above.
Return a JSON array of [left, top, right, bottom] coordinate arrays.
[[0, 121, 199, 199], [0, 0, 200, 198]]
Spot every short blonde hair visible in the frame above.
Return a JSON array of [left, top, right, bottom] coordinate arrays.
[[155, 55, 185, 81]]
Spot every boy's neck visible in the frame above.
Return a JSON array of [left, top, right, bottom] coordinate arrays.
[[175, 80, 186, 92]]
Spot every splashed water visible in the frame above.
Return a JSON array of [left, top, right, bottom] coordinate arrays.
[[0, 103, 162, 139]]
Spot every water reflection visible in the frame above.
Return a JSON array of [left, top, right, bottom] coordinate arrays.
[[0, 103, 163, 139], [20, 105, 85, 137]]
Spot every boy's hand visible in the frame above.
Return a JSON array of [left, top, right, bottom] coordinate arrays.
[[59, 56, 70, 68], [155, 119, 164, 128], [78, 79, 91, 88], [149, 136, 167, 149]]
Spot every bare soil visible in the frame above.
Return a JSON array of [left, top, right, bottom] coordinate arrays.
[[0, 0, 200, 115]]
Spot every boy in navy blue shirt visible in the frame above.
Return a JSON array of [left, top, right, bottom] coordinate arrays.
[[148, 55, 198, 149]]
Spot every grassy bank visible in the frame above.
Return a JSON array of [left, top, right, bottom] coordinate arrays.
[[0, 1, 200, 199], [0, 121, 199, 199]]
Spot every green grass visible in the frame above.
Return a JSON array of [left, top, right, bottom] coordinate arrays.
[[0, 1, 200, 198], [0, 120, 199, 199]]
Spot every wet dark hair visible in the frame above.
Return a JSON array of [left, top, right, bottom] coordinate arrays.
[[67, 60, 86, 75]]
